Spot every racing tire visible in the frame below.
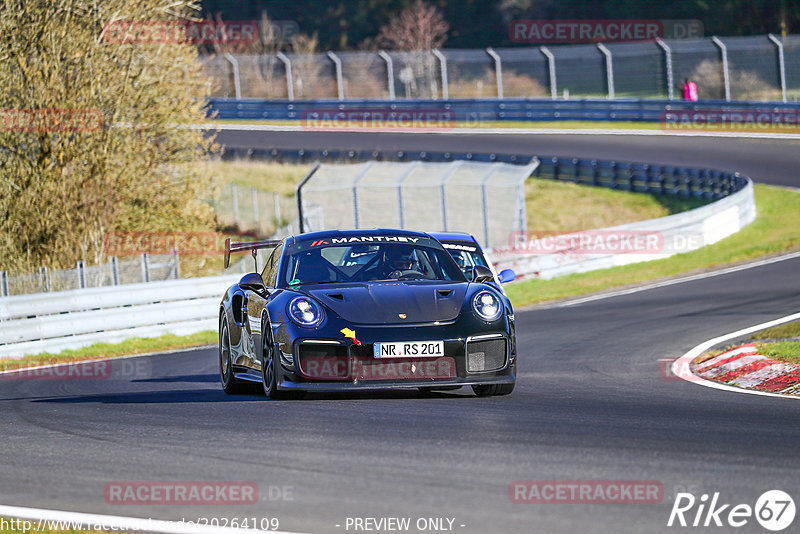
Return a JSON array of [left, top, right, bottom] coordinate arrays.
[[471, 383, 515, 396], [219, 318, 246, 394], [262, 322, 305, 400]]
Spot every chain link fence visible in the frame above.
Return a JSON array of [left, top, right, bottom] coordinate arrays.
[[214, 182, 298, 236], [298, 160, 537, 250], [202, 34, 800, 102], [1, 254, 180, 297]]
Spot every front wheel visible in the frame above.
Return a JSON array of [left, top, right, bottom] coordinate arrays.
[[262, 323, 305, 400], [220, 318, 246, 394], [472, 383, 515, 396]]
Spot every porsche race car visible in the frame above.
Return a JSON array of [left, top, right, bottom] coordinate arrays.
[[218, 229, 516, 399]]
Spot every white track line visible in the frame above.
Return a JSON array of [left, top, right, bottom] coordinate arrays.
[[202, 123, 800, 140], [547, 250, 800, 308], [0, 504, 306, 534], [671, 311, 800, 400]]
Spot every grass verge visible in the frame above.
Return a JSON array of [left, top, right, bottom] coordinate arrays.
[[697, 320, 800, 366], [750, 319, 800, 365], [754, 342, 800, 365], [526, 179, 707, 233], [0, 331, 216, 372], [208, 159, 310, 196], [506, 184, 800, 307]]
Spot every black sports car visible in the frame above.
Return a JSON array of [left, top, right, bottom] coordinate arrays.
[[218, 229, 516, 399]]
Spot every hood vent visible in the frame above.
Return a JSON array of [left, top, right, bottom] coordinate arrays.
[[437, 289, 454, 297], [325, 293, 345, 301]]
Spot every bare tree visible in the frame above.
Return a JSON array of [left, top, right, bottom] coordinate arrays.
[[290, 33, 326, 98], [376, 0, 449, 51], [376, 1, 450, 98]]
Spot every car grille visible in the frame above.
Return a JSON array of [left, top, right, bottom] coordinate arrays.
[[466, 338, 507, 372], [296, 344, 349, 380]]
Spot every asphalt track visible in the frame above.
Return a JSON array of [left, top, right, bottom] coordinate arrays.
[[2, 130, 800, 534]]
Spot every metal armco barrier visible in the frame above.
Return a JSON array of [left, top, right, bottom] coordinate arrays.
[[0, 275, 239, 358], [207, 97, 800, 123], [489, 178, 756, 280]]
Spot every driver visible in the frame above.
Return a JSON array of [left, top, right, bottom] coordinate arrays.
[[379, 245, 419, 278]]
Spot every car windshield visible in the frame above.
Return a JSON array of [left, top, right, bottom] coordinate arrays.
[[280, 238, 466, 286], [441, 243, 489, 278]]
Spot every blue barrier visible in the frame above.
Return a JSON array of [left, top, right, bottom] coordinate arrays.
[[221, 147, 747, 201], [207, 97, 800, 123]]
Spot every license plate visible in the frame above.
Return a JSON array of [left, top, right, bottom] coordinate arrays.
[[373, 341, 444, 359]]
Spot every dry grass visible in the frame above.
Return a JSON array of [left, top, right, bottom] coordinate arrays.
[[209, 159, 311, 196]]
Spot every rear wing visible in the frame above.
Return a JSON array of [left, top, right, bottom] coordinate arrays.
[[224, 238, 282, 269]]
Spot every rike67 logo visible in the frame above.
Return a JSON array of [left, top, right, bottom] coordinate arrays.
[[668, 490, 795, 531]]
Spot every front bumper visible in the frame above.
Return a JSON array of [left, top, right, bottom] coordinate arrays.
[[275, 326, 516, 392]]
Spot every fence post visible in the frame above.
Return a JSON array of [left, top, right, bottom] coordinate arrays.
[[432, 49, 448, 99], [655, 38, 674, 100], [77, 260, 86, 289], [231, 182, 240, 229], [439, 161, 463, 232], [111, 256, 119, 285], [40, 266, 49, 292], [327, 51, 344, 100], [223, 53, 242, 99], [396, 161, 420, 229], [0, 270, 7, 297], [767, 34, 788, 103], [480, 167, 500, 248], [540, 46, 557, 99], [377, 50, 396, 100], [351, 162, 375, 229], [276, 51, 294, 101], [141, 253, 150, 283], [596, 43, 615, 99], [711, 36, 731, 101], [172, 250, 180, 280], [273, 192, 282, 228], [296, 162, 321, 234], [486, 47, 503, 99]]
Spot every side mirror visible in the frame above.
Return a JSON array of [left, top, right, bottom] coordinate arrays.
[[498, 269, 516, 284], [239, 272, 266, 293], [472, 265, 493, 284]]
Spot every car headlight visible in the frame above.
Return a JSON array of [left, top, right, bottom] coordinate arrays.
[[287, 296, 324, 328], [472, 290, 502, 321]]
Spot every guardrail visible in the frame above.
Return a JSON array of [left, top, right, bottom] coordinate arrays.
[[0, 275, 239, 359], [489, 176, 756, 279], [208, 97, 800, 123]]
